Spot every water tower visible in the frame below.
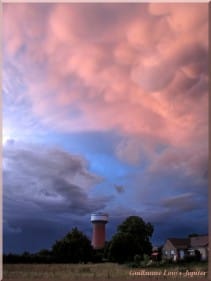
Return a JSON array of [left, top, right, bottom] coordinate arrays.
[[91, 213, 108, 249]]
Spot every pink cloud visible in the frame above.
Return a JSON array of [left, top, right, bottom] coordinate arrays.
[[149, 3, 207, 34], [148, 145, 208, 181], [3, 3, 208, 164]]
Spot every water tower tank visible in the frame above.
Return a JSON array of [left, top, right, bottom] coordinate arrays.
[[91, 213, 108, 249]]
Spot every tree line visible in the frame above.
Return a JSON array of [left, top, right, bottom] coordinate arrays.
[[4, 216, 154, 264]]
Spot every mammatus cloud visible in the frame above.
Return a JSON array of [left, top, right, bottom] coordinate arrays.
[[3, 4, 208, 148]]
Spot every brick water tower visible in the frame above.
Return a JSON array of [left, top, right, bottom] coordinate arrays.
[[91, 213, 108, 249]]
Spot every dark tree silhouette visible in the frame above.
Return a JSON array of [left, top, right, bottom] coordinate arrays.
[[108, 216, 153, 263], [52, 227, 93, 263]]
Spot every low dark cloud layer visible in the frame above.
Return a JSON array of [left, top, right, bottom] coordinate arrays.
[[3, 140, 112, 253]]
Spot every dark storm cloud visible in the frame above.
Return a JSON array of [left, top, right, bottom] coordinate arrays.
[[140, 189, 208, 246], [3, 141, 111, 215], [161, 193, 201, 211], [4, 218, 68, 253], [3, 140, 112, 252], [102, 200, 208, 247]]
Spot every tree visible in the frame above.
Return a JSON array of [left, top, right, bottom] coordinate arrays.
[[52, 227, 93, 263], [108, 232, 136, 263], [103, 241, 112, 261], [108, 216, 153, 263], [35, 249, 53, 263]]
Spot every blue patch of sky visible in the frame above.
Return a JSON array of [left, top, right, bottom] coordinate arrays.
[[37, 130, 148, 178], [39, 130, 118, 155]]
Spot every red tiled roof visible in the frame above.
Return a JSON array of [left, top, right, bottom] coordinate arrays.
[[168, 238, 190, 249]]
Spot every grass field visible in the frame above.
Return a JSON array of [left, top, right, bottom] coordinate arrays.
[[3, 262, 208, 281]]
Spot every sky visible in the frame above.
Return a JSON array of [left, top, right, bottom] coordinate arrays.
[[2, 3, 208, 254]]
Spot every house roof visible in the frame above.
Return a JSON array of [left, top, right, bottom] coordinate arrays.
[[190, 235, 208, 248], [168, 238, 190, 249]]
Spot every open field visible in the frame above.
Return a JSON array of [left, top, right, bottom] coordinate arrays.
[[3, 262, 208, 281]]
